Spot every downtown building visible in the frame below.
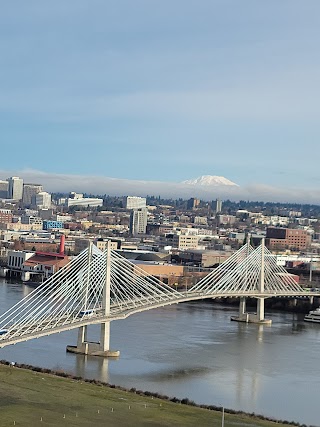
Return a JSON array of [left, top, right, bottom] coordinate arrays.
[[7, 176, 23, 200], [0, 180, 9, 198], [129, 207, 148, 235], [66, 192, 103, 208], [126, 196, 146, 210], [34, 192, 52, 209], [266, 227, 310, 251], [22, 183, 43, 207]]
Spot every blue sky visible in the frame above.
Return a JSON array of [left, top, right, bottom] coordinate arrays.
[[1, 1, 319, 192]]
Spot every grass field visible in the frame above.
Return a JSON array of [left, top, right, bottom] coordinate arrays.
[[0, 364, 296, 426]]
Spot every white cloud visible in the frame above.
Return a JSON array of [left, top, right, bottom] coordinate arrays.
[[0, 169, 319, 204]]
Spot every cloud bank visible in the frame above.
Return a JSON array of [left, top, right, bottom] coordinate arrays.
[[0, 169, 319, 205]]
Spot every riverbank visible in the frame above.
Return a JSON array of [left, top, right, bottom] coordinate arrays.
[[0, 360, 304, 427]]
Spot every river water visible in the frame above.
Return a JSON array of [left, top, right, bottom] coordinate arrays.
[[0, 278, 319, 426]]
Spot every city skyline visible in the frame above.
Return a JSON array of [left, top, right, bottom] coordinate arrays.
[[1, 1, 320, 196], [0, 168, 320, 204]]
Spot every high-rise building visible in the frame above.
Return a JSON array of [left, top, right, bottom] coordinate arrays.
[[7, 176, 23, 200], [187, 198, 200, 210], [22, 183, 43, 207], [130, 207, 148, 235], [0, 180, 9, 198], [34, 192, 52, 209], [126, 196, 146, 210], [215, 199, 222, 213]]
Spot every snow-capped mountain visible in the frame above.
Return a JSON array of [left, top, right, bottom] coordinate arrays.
[[182, 175, 239, 187]]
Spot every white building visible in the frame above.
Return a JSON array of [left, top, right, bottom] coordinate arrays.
[[194, 216, 208, 225], [69, 192, 83, 200], [218, 214, 236, 225], [66, 191, 103, 208], [7, 176, 23, 200], [35, 192, 52, 209], [126, 196, 146, 210], [7, 250, 35, 272], [22, 183, 43, 206], [215, 199, 222, 213], [56, 214, 73, 222], [130, 208, 148, 235], [173, 234, 199, 250], [67, 197, 103, 208]]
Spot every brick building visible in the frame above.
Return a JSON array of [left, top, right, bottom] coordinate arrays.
[[266, 227, 310, 251], [0, 209, 13, 224]]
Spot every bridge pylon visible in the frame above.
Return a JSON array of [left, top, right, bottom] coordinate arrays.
[[67, 241, 120, 357], [231, 238, 272, 325]]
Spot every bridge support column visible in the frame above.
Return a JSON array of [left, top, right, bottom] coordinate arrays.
[[67, 322, 119, 357], [239, 297, 246, 316], [76, 325, 88, 352], [230, 297, 250, 322], [99, 322, 110, 352], [67, 241, 120, 358], [257, 298, 265, 322], [252, 297, 271, 324]]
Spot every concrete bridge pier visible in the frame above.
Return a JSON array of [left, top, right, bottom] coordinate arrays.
[[230, 297, 250, 323], [239, 297, 246, 317], [97, 321, 120, 357], [231, 297, 271, 324], [257, 298, 264, 321], [77, 325, 87, 351], [67, 241, 120, 358], [66, 322, 120, 357], [254, 297, 272, 324]]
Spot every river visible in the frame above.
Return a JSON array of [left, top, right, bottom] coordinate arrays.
[[0, 278, 319, 426]]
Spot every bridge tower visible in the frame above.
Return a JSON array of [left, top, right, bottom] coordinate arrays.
[[255, 237, 271, 324], [67, 241, 120, 357], [233, 237, 272, 324], [237, 233, 251, 321]]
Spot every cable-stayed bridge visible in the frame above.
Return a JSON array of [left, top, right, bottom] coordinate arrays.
[[0, 240, 317, 356]]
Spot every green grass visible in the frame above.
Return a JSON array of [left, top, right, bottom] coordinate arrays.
[[0, 364, 295, 427]]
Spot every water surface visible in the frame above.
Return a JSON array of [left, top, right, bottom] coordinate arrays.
[[0, 279, 319, 426]]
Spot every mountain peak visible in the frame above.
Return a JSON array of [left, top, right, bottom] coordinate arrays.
[[182, 175, 239, 186]]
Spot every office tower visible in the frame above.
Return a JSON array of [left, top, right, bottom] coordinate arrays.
[[215, 199, 222, 213], [7, 176, 23, 200], [126, 196, 146, 210], [0, 180, 9, 198], [187, 198, 200, 210], [130, 207, 148, 235], [22, 183, 43, 207], [34, 192, 52, 209]]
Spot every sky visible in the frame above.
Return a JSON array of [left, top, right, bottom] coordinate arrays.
[[1, 1, 320, 201]]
